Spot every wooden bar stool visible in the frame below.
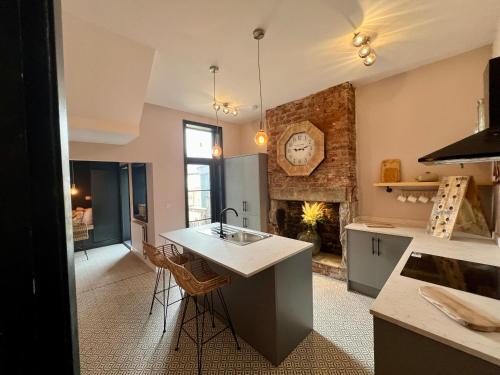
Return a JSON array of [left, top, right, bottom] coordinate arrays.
[[73, 222, 89, 260], [143, 242, 193, 333], [166, 257, 240, 375]]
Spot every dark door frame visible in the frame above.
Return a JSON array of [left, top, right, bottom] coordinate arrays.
[[1, 0, 79, 373], [182, 120, 225, 228]]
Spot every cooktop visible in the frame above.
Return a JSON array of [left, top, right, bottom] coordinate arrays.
[[401, 252, 500, 300]]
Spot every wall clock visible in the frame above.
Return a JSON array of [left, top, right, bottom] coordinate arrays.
[[277, 120, 325, 176]]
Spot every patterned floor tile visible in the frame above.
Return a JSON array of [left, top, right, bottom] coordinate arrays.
[[76, 245, 374, 374]]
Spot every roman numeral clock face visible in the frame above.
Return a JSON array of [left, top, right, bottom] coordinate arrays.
[[285, 132, 315, 165]]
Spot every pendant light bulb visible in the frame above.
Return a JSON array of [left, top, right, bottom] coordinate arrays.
[[254, 128, 268, 146], [212, 143, 222, 158], [71, 183, 79, 196], [70, 160, 78, 195], [231, 109, 238, 116], [210, 65, 223, 158], [253, 28, 268, 147], [222, 105, 230, 114]]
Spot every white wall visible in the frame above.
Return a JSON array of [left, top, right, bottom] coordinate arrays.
[[70, 103, 243, 245], [355, 45, 493, 222]]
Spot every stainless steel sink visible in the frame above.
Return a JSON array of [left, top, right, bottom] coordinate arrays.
[[197, 225, 271, 246]]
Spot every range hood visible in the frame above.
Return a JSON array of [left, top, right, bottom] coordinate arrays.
[[418, 56, 500, 165]]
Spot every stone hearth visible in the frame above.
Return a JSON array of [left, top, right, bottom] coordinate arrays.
[[266, 82, 357, 278]]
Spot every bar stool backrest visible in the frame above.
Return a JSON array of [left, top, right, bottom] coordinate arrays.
[[143, 242, 181, 269], [166, 257, 229, 297], [73, 223, 89, 242], [165, 257, 201, 295]]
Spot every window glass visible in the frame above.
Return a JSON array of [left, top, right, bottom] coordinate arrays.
[[185, 128, 213, 159], [186, 164, 211, 227]]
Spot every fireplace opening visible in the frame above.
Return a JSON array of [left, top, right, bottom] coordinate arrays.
[[271, 200, 342, 256]]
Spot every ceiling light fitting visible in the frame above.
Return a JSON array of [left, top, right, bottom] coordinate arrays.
[[352, 32, 377, 67], [253, 28, 268, 146], [210, 65, 223, 158], [70, 160, 79, 195]]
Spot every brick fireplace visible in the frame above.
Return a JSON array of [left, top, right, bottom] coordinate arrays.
[[266, 82, 357, 278]]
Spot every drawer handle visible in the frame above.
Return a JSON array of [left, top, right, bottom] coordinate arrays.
[[377, 238, 381, 256], [371, 237, 375, 255]]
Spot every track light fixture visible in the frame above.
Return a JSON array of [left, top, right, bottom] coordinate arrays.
[[352, 32, 377, 66]]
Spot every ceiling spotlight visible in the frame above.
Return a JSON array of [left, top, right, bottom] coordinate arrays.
[[231, 109, 238, 116], [358, 44, 372, 58], [213, 102, 220, 111], [364, 51, 377, 66], [352, 32, 369, 47], [222, 104, 230, 114]]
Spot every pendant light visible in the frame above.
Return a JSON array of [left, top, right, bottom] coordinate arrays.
[[70, 160, 79, 195], [253, 28, 268, 146], [210, 65, 223, 158]]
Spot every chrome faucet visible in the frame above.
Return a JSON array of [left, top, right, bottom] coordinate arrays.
[[219, 207, 238, 238]]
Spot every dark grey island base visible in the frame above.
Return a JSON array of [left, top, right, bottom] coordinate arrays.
[[374, 317, 500, 375], [190, 249, 313, 366]]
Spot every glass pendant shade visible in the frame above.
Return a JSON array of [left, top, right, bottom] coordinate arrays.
[[358, 44, 372, 58], [211, 143, 222, 158], [254, 129, 268, 146], [352, 33, 368, 47], [364, 51, 377, 66], [71, 183, 79, 195]]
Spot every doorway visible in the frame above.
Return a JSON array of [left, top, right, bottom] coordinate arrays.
[[120, 163, 132, 249]]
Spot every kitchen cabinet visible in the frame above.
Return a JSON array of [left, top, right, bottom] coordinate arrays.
[[347, 229, 411, 297], [224, 153, 268, 232]]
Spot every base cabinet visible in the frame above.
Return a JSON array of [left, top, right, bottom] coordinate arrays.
[[374, 317, 500, 374], [347, 229, 411, 297]]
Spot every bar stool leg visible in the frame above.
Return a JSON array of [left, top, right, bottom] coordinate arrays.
[[162, 267, 166, 333], [193, 296, 202, 375], [210, 292, 215, 328], [149, 268, 161, 315], [175, 295, 190, 351], [217, 289, 241, 350], [199, 295, 207, 375], [84, 250, 88, 260], [165, 271, 172, 320]]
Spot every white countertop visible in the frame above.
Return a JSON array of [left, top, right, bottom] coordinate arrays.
[[346, 223, 500, 366], [160, 223, 312, 278]]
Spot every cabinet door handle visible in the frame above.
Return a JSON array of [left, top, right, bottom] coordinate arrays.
[[243, 217, 248, 228], [242, 201, 247, 212], [371, 237, 375, 255], [377, 238, 381, 256]]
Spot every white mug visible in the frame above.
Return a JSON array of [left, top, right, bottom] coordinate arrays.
[[407, 195, 418, 203], [397, 194, 407, 202], [418, 195, 429, 203]]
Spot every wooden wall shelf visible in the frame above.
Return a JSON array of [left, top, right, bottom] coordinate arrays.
[[373, 181, 441, 192], [374, 181, 492, 193]]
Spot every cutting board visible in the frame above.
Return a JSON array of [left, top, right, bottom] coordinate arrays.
[[419, 286, 500, 332], [380, 159, 401, 183]]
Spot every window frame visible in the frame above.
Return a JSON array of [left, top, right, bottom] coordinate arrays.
[[183, 120, 225, 228]]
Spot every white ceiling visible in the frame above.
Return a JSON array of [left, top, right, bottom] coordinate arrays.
[[62, 0, 500, 124]]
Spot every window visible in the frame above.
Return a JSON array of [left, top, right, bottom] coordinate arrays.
[[183, 121, 224, 228]]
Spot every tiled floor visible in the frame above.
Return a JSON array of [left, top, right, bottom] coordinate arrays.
[[75, 245, 374, 374]]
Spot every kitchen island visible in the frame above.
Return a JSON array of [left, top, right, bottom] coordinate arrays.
[[160, 223, 313, 366]]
